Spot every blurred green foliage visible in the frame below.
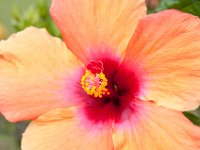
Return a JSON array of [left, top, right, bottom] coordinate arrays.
[[148, 0, 200, 17], [184, 110, 200, 126], [0, 0, 35, 34], [0, 117, 20, 150], [12, 0, 61, 37], [0, 0, 200, 150]]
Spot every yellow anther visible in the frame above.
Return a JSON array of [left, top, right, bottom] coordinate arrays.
[[81, 70, 110, 98]]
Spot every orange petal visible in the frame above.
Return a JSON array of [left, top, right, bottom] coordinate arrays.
[[112, 100, 200, 150], [0, 27, 81, 122], [124, 10, 200, 111], [50, 0, 146, 63], [22, 108, 113, 150]]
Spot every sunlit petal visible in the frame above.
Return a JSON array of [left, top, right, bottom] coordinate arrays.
[[0, 27, 81, 122], [50, 0, 146, 63], [124, 10, 200, 111], [22, 108, 113, 150], [113, 100, 200, 149]]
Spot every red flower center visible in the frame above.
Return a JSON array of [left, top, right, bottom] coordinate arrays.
[[80, 58, 143, 123]]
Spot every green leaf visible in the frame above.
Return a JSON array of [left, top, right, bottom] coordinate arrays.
[[182, 1, 200, 16], [0, 135, 19, 150], [11, 0, 61, 37], [148, 0, 200, 17], [183, 111, 200, 126]]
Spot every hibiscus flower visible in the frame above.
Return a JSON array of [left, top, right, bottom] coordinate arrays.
[[0, 0, 200, 149]]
